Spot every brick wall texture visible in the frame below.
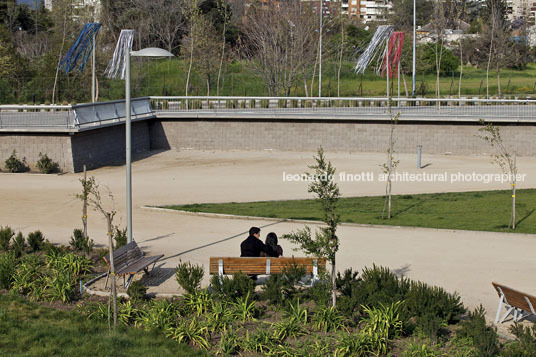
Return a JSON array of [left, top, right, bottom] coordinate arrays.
[[153, 120, 536, 156]]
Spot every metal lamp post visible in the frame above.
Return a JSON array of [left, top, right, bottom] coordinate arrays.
[[412, 0, 416, 97], [126, 47, 174, 243]]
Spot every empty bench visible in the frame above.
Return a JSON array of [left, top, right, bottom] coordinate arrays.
[[104, 241, 164, 289], [492, 282, 536, 324], [209, 257, 326, 282]]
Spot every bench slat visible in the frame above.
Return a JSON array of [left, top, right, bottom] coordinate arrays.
[[492, 282, 536, 313], [209, 257, 326, 275]]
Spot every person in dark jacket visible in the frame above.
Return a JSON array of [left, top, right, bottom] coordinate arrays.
[[240, 227, 278, 257], [261, 232, 283, 257]]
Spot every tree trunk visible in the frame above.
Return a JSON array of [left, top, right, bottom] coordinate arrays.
[[331, 255, 336, 307], [458, 42, 463, 98], [52, 7, 69, 104], [497, 65, 502, 98], [217, 19, 226, 96], [107, 213, 117, 328]]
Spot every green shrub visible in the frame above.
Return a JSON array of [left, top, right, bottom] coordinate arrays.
[[0, 226, 14, 251], [27, 230, 45, 252], [261, 263, 307, 305], [12, 232, 25, 257], [336, 268, 360, 297], [127, 280, 148, 302], [69, 228, 94, 254], [415, 313, 445, 342], [12, 255, 46, 300], [457, 305, 500, 357], [5, 150, 26, 173], [210, 272, 255, 301], [249, 99, 256, 108], [165, 318, 210, 350], [0, 251, 17, 289], [502, 323, 536, 356], [175, 260, 204, 294], [36, 152, 58, 174], [112, 227, 127, 249], [305, 276, 331, 307], [406, 281, 465, 323]]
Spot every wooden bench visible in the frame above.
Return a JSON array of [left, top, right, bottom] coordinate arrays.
[[209, 257, 326, 282], [103, 241, 164, 289], [492, 282, 536, 324]]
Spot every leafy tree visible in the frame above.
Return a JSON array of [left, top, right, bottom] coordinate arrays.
[[419, 44, 458, 75], [283, 147, 340, 307]]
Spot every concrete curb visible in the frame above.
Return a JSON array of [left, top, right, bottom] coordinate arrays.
[[142, 205, 536, 238]]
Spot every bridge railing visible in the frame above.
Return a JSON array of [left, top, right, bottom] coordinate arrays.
[[150, 96, 536, 121], [0, 97, 154, 130]]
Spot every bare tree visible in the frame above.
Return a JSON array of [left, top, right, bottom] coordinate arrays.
[[242, 0, 317, 96], [181, 14, 220, 96], [133, 0, 187, 53], [382, 105, 400, 219], [429, 0, 447, 99], [183, 0, 202, 97], [86, 179, 118, 327], [477, 122, 517, 229], [216, 0, 231, 96]]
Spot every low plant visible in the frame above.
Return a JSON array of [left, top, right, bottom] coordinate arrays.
[[210, 272, 255, 301], [415, 313, 446, 342], [359, 301, 404, 355], [456, 305, 500, 357], [261, 263, 307, 305], [45, 271, 74, 303], [0, 251, 17, 289], [135, 299, 179, 330], [5, 150, 26, 173], [242, 328, 279, 354], [401, 339, 443, 357], [502, 323, 536, 356], [183, 289, 212, 316], [118, 300, 141, 326], [0, 226, 14, 251], [232, 291, 257, 322], [36, 152, 58, 174], [406, 280, 465, 324], [335, 332, 364, 357], [175, 260, 204, 294], [46, 250, 93, 277], [127, 280, 148, 302], [166, 318, 210, 350], [283, 298, 308, 325], [12, 232, 25, 257], [27, 230, 45, 252], [271, 317, 308, 340], [205, 299, 234, 333], [336, 268, 360, 297], [69, 229, 94, 254], [312, 305, 345, 332], [113, 227, 127, 249], [217, 327, 241, 355], [12, 255, 46, 300]]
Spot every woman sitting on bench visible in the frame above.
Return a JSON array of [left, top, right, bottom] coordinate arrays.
[[260, 232, 283, 257]]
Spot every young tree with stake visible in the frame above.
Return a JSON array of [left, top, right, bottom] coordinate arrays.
[[477, 122, 518, 229], [283, 147, 340, 307]]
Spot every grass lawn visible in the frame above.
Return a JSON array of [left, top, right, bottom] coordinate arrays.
[[166, 189, 536, 234], [0, 294, 206, 357], [99, 60, 536, 100]]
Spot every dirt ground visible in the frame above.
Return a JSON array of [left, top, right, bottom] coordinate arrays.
[[2, 149, 536, 336]]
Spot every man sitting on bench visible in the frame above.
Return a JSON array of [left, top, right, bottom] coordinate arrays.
[[240, 227, 279, 258]]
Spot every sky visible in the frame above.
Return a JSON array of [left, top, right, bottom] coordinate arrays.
[[16, 0, 42, 10]]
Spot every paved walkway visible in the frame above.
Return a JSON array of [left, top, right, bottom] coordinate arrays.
[[2, 149, 536, 336]]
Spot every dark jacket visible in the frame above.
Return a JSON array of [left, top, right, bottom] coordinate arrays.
[[240, 235, 278, 257]]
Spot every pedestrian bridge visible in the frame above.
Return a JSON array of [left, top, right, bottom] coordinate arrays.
[[1, 96, 536, 131]]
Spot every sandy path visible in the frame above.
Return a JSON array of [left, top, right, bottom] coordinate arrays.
[[1, 149, 535, 335]]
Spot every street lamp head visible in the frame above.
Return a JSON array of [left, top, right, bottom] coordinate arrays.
[[130, 47, 175, 58]]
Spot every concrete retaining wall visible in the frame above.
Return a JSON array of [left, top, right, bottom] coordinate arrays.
[[153, 119, 536, 156], [0, 121, 151, 173], [1, 118, 535, 173]]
